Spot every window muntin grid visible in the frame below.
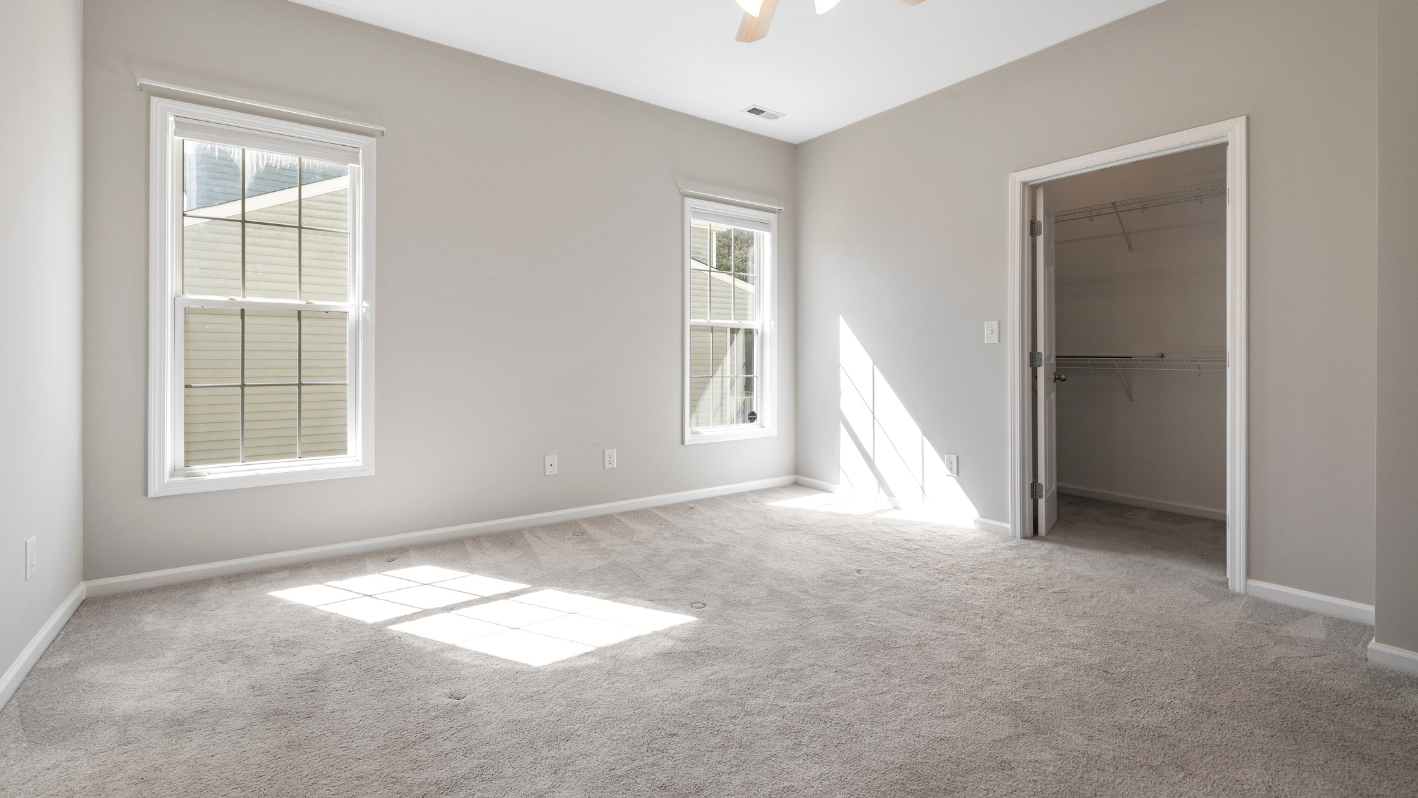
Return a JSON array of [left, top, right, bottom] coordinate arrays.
[[181, 141, 350, 301], [688, 219, 764, 431], [178, 139, 353, 469]]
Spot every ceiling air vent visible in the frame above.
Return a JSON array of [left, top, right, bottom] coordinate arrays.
[[742, 105, 784, 121]]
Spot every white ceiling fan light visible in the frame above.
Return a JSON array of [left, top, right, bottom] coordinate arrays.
[[736, 0, 925, 43]]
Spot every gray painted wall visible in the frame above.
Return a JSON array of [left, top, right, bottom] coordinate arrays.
[[1, 0, 85, 693], [796, 0, 1378, 604], [1376, 0, 1418, 652], [83, 0, 796, 580]]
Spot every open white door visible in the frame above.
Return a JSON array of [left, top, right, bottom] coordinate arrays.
[[1034, 185, 1058, 535]]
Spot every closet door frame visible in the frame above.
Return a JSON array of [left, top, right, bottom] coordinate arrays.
[[1004, 116, 1249, 593]]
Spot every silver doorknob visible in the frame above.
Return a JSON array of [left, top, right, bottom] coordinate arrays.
[[1054, 372, 1067, 383]]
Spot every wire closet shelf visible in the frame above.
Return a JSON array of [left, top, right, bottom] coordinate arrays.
[[1054, 183, 1227, 224], [1057, 355, 1228, 372]]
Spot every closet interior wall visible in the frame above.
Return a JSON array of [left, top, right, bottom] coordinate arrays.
[[1050, 145, 1228, 518]]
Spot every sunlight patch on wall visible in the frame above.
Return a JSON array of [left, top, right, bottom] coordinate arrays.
[[835, 318, 979, 527], [269, 570, 695, 667]]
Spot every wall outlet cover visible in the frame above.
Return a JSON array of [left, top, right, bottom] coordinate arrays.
[[604, 449, 617, 469], [25, 536, 36, 580], [946, 454, 959, 477], [544, 455, 558, 476]]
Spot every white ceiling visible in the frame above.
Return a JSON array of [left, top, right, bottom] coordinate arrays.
[[290, 0, 1167, 144]]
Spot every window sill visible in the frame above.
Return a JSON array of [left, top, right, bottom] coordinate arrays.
[[683, 425, 776, 446], [148, 457, 373, 497]]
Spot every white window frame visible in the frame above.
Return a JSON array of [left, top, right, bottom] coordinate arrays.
[[147, 97, 376, 496], [682, 197, 776, 445]]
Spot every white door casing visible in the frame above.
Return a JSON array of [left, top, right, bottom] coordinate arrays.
[[1006, 116, 1248, 592]]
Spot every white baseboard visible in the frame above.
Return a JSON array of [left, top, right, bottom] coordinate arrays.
[[794, 475, 843, 493], [86, 475, 799, 598], [1246, 579, 1375, 625], [1057, 483, 1226, 521], [1, 582, 86, 711], [1368, 639, 1418, 678], [793, 476, 1009, 535], [973, 518, 1011, 535]]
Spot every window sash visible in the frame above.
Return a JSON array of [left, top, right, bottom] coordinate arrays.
[[683, 198, 775, 443], [149, 97, 374, 495]]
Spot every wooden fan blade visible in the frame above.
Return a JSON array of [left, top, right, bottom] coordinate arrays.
[[736, 0, 779, 42]]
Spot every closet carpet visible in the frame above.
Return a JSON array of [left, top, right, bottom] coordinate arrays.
[[2, 488, 1415, 797]]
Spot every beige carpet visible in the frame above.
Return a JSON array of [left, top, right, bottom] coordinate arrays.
[[2, 487, 1415, 797]]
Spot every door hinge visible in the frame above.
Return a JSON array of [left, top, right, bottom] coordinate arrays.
[[1029, 351, 1043, 368], [1031, 482, 1044, 500], [1030, 220, 1042, 237]]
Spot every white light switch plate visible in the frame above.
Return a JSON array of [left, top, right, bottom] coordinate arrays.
[[946, 454, 959, 477], [604, 449, 617, 469], [544, 455, 558, 476], [984, 321, 999, 344]]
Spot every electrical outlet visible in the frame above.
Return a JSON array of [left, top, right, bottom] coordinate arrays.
[[984, 321, 999, 344], [544, 455, 558, 476], [604, 449, 617, 469], [25, 536, 36, 581], [946, 454, 959, 477]]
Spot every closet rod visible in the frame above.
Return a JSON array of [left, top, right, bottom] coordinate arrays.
[[1056, 182, 1226, 224]]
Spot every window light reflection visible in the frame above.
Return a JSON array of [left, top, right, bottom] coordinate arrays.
[[268, 568, 695, 667]]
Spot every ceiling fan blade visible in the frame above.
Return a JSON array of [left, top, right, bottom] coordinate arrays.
[[900, 0, 927, 5], [736, 0, 778, 42]]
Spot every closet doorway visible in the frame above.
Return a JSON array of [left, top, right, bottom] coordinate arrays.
[[1006, 118, 1249, 592]]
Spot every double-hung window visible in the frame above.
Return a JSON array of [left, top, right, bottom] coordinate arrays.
[[683, 198, 775, 444], [148, 98, 375, 496]]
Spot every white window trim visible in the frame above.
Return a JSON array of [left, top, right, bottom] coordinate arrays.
[[682, 197, 776, 445], [147, 97, 376, 496]]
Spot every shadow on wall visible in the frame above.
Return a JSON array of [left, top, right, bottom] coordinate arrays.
[[775, 319, 980, 527]]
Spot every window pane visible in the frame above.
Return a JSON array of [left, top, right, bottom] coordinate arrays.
[[690, 271, 709, 321], [713, 225, 732, 272], [183, 142, 241, 218], [301, 159, 349, 232], [711, 327, 729, 378], [689, 376, 713, 429], [690, 221, 710, 268], [301, 229, 348, 302], [711, 376, 728, 426], [730, 377, 756, 424], [732, 271, 757, 322], [731, 328, 756, 376], [244, 310, 298, 384], [690, 327, 712, 377], [733, 228, 755, 276], [183, 219, 242, 296], [709, 271, 732, 322], [243, 386, 298, 462], [245, 150, 299, 226], [245, 223, 298, 299], [185, 387, 240, 466], [301, 311, 348, 382], [184, 308, 241, 385], [300, 384, 347, 458]]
